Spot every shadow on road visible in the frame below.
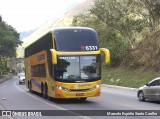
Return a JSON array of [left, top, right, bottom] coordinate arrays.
[[51, 98, 94, 104], [146, 100, 160, 104], [28, 91, 95, 104]]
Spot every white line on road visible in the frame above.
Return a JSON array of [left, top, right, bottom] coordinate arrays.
[[13, 79, 92, 119]]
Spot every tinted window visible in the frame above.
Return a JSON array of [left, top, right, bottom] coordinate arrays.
[[156, 79, 160, 86], [25, 33, 53, 58], [54, 28, 99, 51], [31, 64, 46, 77], [149, 79, 160, 86]]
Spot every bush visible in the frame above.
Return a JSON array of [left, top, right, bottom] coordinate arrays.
[[100, 29, 129, 66]]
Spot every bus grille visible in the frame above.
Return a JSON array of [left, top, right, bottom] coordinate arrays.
[[69, 89, 90, 92]]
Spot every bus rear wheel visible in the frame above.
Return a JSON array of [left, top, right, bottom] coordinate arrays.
[[42, 84, 48, 99], [29, 81, 32, 92]]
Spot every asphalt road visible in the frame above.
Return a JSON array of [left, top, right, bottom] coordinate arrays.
[[0, 76, 160, 119]]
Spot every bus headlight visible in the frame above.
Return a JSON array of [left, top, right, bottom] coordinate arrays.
[[96, 84, 100, 88], [89, 84, 100, 91], [56, 86, 62, 90], [56, 86, 70, 92]]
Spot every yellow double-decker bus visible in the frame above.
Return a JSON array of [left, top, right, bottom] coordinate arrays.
[[25, 27, 110, 101]]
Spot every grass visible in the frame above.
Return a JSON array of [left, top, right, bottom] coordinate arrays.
[[102, 65, 160, 88]]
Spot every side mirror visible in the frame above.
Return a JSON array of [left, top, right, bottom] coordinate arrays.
[[100, 48, 110, 64], [50, 49, 57, 64], [146, 83, 150, 86]]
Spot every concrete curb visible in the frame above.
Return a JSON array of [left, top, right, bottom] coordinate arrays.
[[101, 84, 138, 92], [0, 75, 12, 84]]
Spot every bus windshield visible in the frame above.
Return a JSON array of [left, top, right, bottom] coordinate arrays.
[[54, 28, 99, 51], [55, 55, 100, 82]]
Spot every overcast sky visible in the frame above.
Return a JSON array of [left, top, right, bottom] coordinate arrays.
[[0, 0, 86, 32]]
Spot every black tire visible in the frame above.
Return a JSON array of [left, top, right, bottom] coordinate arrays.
[[48, 95, 52, 101], [138, 91, 145, 101], [79, 97, 87, 102], [42, 84, 48, 99], [29, 81, 32, 92]]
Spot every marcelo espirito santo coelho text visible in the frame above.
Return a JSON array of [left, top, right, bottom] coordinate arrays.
[[106, 111, 158, 116]]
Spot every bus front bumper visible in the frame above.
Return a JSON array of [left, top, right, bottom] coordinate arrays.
[[55, 86, 101, 99]]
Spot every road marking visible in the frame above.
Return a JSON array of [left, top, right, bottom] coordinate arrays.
[[100, 90, 147, 110], [102, 89, 136, 97], [14, 79, 92, 119], [101, 97, 147, 110]]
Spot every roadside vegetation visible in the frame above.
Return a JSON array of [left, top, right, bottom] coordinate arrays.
[[0, 16, 21, 77], [102, 66, 160, 88], [71, 0, 160, 87]]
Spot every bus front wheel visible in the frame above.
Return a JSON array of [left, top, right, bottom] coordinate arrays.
[[79, 97, 87, 102]]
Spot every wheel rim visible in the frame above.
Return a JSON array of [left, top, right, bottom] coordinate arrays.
[[139, 92, 144, 100]]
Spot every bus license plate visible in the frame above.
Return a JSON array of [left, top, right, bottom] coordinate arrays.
[[76, 93, 84, 96]]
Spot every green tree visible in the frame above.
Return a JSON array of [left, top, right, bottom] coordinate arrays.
[[129, 0, 160, 32], [0, 16, 22, 75], [90, 0, 146, 47], [141, 0, 160, 32], [0, 21, 22, 57]]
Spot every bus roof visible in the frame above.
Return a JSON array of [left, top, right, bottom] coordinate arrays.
[[25, 27, 97, 50], [52, 27, 96, 32]]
